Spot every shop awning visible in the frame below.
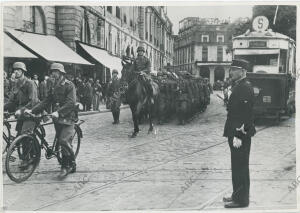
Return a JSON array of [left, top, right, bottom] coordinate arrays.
[[4, 33, 37, 58], [77, 42, 123, 73], [5, 29, 92, 65], [234, 49, 280, 55]]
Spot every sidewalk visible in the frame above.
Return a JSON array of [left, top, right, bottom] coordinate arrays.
[[78, 104, 129, 116]]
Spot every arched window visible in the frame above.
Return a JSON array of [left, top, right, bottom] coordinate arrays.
[[33, 7, 46, 34], [17, 6, 46, 34]]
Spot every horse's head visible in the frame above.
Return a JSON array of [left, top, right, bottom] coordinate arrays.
[[120, 55, 134, 83]]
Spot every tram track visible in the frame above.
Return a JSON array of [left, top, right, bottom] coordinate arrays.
[[31, 122, 275, 211]]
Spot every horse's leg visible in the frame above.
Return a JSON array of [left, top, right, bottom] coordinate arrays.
[[148, 101, 154, 134], [130, 104, 139, 138]]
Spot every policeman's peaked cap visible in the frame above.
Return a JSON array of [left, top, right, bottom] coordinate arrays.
[[50, 63, 66, 74], [13, 62, 27, 72], [231, 59, 251, 72], [137, 46, 145, 52], [112, 69, 118, 74]]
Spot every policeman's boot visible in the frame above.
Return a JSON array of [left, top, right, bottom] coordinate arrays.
[[112, 112, 117, 124], [67, 155, 76, 174]]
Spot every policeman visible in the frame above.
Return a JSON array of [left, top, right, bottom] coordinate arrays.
[[223, 59, 256, 208], [26, 63, 77, 178], [107, 69, 121, 124], [132, 46, 154, 103]]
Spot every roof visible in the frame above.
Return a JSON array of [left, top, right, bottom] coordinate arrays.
[[233, 30, 295, 43]]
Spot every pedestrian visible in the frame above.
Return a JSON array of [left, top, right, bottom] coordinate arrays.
[[107, 69, 121, 124], [85, 78, 93, 111], [4, 62, 39, 169], [39, 75, 49, 101], [4, 71, 11, 103], [93, 79, 102, 111], [26, 63, 77, 178], [223, 59, 256, 208], [33, 74, 40, 97]]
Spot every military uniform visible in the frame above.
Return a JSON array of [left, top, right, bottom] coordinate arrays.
[[223, 59, 256, 208], [31, 77, 77, 170], [4, 76, 39, 134], [107, 77, 121, 124]]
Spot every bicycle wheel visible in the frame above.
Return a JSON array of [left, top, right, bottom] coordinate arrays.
[[5, 134, 41, 183], [72, 125, 81, 158], [2, 122, 11, 154]]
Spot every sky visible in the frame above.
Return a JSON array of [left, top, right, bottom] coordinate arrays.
[[167, 6, 253, 34]]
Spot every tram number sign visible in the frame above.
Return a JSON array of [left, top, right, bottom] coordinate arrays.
[[249, 41, 267, 48], [253, 16, 269, 32]]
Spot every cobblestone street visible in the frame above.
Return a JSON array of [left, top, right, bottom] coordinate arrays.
[[2, 93, 296, 211]]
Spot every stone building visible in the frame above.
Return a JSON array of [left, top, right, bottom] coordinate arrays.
[[3, 5, 174, 82], [174, 17, 232, 85]]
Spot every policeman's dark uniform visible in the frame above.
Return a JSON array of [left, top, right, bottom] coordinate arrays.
[[107, 70, 121, 124], [223, 59, 256, 207], [31, 63, 77, 173], [4, 62, 39, 134]]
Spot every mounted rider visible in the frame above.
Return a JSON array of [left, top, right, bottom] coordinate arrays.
[[132, 46, 155, 104]]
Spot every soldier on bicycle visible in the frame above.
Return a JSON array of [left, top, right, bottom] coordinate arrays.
[[25, 63, 77, 178], [4, 62, 40, 168]]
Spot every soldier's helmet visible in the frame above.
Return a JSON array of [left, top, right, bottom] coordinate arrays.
[[137, 46, 145, 52], [112, 69, 118, 74], [50, 63, 66, 74], [13, 62, 27, 72]]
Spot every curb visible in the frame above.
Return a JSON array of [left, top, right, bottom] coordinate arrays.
[[78, 105, 129, 116]]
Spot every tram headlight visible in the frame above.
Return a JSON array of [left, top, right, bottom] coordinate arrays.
[[253, 87, 260, 97]]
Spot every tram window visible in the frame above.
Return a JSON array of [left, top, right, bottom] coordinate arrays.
[[235, 54, 278, 66], [279, 50, 287, 73]]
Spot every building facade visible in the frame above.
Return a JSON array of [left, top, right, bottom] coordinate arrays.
[[174, 17, 232, 85], [3, 5, 174, 81]]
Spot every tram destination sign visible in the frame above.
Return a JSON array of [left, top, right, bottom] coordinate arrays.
[[249, 41, 267, 48]]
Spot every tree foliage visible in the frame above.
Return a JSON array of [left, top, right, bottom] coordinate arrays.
[[253, 5, 296, 41]]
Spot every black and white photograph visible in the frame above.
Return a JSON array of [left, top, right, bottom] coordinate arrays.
[[1, 1, 298, 212]]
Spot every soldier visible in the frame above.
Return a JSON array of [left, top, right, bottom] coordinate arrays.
[[4, 62, 39, 134], [107, 69, 121, 124], [4, 62, 39, 169], [132, 46, 154, 104], [223, 59, 256, 208], [26, 63, 77, 178]]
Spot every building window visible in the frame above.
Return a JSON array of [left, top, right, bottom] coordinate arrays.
[[81, 12, 91, 44], [217, 35, 224, 43], [202, 35, 209, 43], [97, 19, 105, 48], [202, 46, 208, 61], [116, 7, 120, 19], [107, 6, 112, 13], [217, 46, 223, 61], [123, 14, 127, 23]]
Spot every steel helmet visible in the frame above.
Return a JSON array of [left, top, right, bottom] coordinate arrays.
[[50, 63, 66, 74], [112, 69, 118, 74], [12, 62, 27, 72], [137, 46, 145, 52]]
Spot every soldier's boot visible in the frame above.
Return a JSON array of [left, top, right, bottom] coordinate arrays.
[[115, 110, 120, 124], [58, 156, 69, 179]]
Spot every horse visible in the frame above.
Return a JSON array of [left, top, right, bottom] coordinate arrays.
[[120, 57, 159, 138]]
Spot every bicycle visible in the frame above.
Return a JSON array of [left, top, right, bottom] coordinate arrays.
[[5, 113, 84, 183]]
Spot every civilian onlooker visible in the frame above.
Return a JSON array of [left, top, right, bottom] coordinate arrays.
[[39, 75, 49, 101], [92, 79, 102, 111], [4, 72, 11, 103]]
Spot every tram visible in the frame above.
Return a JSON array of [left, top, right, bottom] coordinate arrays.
[[232, 16, 296, 120]]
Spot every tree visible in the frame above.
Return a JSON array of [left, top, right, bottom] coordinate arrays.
[[252, 5, 296, 41]]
